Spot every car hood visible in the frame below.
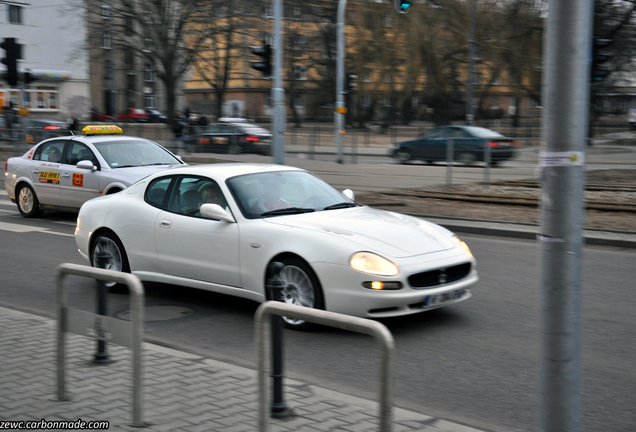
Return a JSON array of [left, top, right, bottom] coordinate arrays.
[[264, 206, 456, 258], [104, 164, 182, 184]]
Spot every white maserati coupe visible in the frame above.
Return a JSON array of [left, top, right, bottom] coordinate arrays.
[[75, 163, 478, 329]]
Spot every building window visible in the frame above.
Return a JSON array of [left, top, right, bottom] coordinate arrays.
[[144, 64, 156, 82], [103, 32, 112, 49], [293, 65, 307, 80], [125, 49, 134, 67], [101, 2, 111, 19], [264, 4, 273, 18], [292, 35, 306, 52], [144, 93, 156, 109], [127, 74, 136, 92], [125, 17, 133, 36], [293, 6, 301, 19], [143, 38, 153, 53], [8, 5, 22, 24]]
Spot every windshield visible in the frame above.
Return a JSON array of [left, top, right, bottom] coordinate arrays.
[[464, 126, 505, 138], [227, 170, 356, 219], [94, 139, 181, 168], [240, 124, 270, 135]]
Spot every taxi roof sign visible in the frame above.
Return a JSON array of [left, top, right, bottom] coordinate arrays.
[[82, 125, 123, 135]]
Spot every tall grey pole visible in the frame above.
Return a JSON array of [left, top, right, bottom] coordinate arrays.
[[272, 0, 285, 164], [538, 0, 590, 429], [465, 0, 476, 125], [335, 0, 348, 164]]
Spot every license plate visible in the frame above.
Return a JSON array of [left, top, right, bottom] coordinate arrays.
[[424, 289, 466, 307]]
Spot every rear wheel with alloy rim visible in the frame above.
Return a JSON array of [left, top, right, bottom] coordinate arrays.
[[91, 232, 130, 293], [275, 257, 324, 331], [16, 184, 43, 218]]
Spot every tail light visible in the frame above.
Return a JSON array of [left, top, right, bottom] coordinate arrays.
[[487, 141, 499, 146], [245, 135, 260, 142], [44, 125, 62, 130], [5, 159, 8, 175]]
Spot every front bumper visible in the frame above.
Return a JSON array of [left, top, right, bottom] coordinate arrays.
[[313, 252, 478, 318]]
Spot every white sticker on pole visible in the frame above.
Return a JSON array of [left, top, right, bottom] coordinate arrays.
[[538, 151, 585, 168]]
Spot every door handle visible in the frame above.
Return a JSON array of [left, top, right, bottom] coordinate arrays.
[[159, 220, 172, 229], [31, 169, 39, 173], [62, 173, 70, 178]]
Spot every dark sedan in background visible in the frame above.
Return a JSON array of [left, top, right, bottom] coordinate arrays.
[[191, 121, 272, 155], [25, 119, 71, 143], [392, 126, 518, 166]]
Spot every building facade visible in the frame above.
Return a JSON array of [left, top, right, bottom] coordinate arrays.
[[0, 0, 91, 120]]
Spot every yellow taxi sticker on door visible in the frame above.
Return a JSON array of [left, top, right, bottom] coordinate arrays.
[[39, 171, 60, 184]]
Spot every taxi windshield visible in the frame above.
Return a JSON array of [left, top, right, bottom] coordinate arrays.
[[94, 139, 181, 168]]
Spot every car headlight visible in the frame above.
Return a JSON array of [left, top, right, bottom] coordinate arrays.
[[350, 252, 399, 276], [452, 236, 473, 258]]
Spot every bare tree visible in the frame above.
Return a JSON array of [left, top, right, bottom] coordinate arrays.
[[80, 0, 202, 125], [189, 0, 260, 119]]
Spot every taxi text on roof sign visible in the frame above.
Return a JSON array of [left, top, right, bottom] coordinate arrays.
[[82, 125, 123, 136]]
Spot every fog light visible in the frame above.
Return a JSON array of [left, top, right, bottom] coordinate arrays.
[[363, 281, 402, 290]]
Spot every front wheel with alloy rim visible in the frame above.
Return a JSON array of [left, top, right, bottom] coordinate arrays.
[[274, 258, 324, 331], [91, 232, 130, 293], [16, 184, 43, 218]]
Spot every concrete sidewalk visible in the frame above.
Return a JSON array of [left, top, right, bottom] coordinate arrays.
[[0, 306, 485, 432]]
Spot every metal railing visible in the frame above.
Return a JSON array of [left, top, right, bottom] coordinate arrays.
[[55, 263, 145, 427], [254, 301, 394, 432]]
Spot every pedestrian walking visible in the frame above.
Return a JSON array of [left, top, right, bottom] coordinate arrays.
[[172, 113, 189, 153]]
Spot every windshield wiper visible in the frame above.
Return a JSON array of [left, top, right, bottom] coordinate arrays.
[[260, 207, 316, 217], [323, 202, 358, 210]]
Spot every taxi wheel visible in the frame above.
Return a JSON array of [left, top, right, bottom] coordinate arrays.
[[275, 258, 324, 331], [91, 232, 130, 293], [16, 184, 43, 218]]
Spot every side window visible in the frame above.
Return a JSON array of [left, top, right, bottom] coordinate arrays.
[[67, 142, 97, 166], [145, 177, 173, 208], [33, 141, 66, 163], [167, 176, 227, 217]]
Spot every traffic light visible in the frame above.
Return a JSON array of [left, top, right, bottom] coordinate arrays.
[[345, 72, 358, 93], [23, 69, 37, 85], [394, 0, 412, 13], [251, 43, 271, 77], [1, 38, 19, 87], [591, 38, 612, 83]]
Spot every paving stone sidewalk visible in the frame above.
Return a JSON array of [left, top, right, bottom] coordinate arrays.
[[0, 306, 485, 432]]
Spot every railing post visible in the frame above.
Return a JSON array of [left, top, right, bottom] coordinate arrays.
[[446, 138, 454, 186]]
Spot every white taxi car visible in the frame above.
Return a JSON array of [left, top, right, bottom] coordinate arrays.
[[4, 125, 185, 217]]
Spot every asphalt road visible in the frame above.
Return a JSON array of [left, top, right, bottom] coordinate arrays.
[[0, 186, 634, 432]]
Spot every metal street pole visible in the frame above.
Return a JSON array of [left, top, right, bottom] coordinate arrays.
[[272, 0, 286, 165], [335, 0, 348, 164], [538, 0, 591, 429], [465, 0, 477, 125]]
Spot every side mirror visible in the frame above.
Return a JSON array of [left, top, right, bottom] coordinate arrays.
[[76, 160, 96, 171], [342, 189, 355, 201], [200, 203, 235, 223]]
